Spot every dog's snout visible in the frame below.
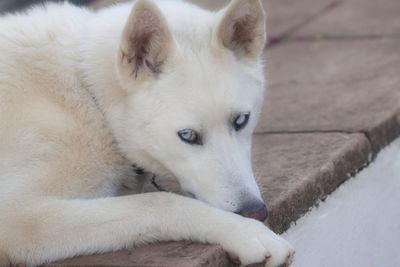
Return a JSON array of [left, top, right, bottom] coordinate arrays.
[[236, 201, 268, 222]]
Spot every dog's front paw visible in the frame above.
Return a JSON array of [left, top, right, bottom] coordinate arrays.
[[217, 217, 294, 266]]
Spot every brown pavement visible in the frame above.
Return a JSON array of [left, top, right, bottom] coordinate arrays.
[[42, 242, 230, 267], [44, 0, 400, 266], [294, 0, 400, 37], [257, 38, 400, 153], [187, 0, 335, 40]]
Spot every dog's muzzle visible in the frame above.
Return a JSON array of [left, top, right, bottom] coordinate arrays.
[[236, 200, 268, 222]]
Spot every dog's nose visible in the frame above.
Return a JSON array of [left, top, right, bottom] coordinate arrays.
[[236, 201, 268, 222]]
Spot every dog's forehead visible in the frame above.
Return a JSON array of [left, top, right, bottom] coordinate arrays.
[[149, 61, 262, 129], [180, 56, 261, 102], [174, 62, 246, 102]]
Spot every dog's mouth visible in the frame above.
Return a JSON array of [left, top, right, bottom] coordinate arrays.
[[151, 175, 169, 192], [132, 164, 172, 193], [182, 190, 196, 198], [140, 166, 267, 222], [151, 174, 196, 199]]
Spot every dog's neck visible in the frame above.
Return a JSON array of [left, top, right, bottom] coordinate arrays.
[[79, 4, 132, 133], [78, 4, 171, 176]]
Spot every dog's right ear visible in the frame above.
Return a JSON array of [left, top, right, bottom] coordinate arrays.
[[116, 0, 173, 85], [214, 0, 266, 60]]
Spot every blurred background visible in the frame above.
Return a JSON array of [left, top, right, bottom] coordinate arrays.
[[0, 0, 92, 13]]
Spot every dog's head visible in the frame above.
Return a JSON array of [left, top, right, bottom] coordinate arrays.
[[115, 0, 267, 220]]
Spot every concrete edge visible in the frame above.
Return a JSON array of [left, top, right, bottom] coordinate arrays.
[[365, 109, 400, 155], [266, 133, 373, 234]]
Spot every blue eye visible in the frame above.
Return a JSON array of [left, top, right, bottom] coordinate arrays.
[[177, 129, 202, 145], [233, 112, 250, 131], [181, 131, 191, 140]]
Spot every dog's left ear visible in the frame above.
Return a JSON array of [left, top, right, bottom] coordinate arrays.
[[215, 0, 266, 60], [117, 0, 173, 84]]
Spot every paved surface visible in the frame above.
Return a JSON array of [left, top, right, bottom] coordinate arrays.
[[43, 0, 400, 266]]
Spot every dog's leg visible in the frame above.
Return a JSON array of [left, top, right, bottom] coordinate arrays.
[[3, 192, 293, 267]]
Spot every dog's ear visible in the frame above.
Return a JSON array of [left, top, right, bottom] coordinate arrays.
[[117, 0, 173, 82], [215, 0, 266, 60]]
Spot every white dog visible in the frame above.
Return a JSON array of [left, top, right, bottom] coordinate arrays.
[[0, 0, 294, 266]]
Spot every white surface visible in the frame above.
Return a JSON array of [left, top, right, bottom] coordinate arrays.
[[283, 138, 400, 267]]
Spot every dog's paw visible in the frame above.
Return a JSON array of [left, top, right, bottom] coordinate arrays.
[[218, 217, 294, 266]]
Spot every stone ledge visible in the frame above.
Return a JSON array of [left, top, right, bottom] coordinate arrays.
[[253, 133, 372, 233], [42, 242, 231, 267], [364, 109, 400, 154]]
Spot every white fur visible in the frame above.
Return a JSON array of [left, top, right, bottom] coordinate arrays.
[[0, 0, 294, 266]]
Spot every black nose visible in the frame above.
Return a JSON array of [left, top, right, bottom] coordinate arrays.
[[236, 201, 268, 222]]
